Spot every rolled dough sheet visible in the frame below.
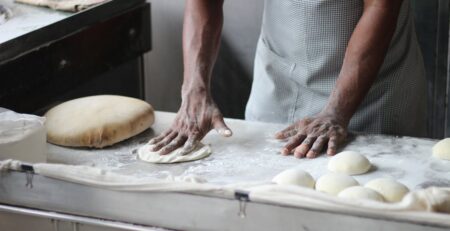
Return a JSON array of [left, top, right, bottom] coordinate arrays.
[[138, 143, 212, 164]]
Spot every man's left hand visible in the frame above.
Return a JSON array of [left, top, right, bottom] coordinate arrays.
[[275, 113, 348, 158]]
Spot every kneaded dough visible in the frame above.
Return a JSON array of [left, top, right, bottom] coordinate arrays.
[[328, 151, 371, 175], [338, 186, 384, 202], [315, 173, 359, 196], [365, 178, 409, 203], [432, 138, 450, 160], [138, 143, 212, 164], [45, 95, 154, 148], [272, 168, 315, 189]]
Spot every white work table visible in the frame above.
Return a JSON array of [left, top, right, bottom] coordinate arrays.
[[48, 111, 449, 189], [1, 111, 450, 231]]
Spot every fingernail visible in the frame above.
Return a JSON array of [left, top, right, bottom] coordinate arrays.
[[220, 129, 232, 136]]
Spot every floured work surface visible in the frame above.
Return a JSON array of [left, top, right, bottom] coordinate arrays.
[[48, 111, 450, 190], [4, 111, 446, 230]]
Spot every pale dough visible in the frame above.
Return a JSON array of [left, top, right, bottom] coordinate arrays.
[[338, 186, 384, 202], [315, 173, 359, 196], [328, 151, 371, 175], [45, 95, 154, 148], [272, 168, 315, 189], [365, 178, 409, 203], [138, 143, 212, 164], [432, 138, 450, 160]]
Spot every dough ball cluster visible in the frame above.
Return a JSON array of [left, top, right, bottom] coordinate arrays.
[[272, 151, 410, 203]]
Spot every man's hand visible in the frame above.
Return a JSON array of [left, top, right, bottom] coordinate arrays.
[[149, 90, 232, 155], [149, 0, 227, 155], [275, 113, 347, 158]]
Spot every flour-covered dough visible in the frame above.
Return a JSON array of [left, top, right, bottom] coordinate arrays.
[[45, 95, 154, 148], [138, 143, 212, 164], [272, 168, 315, 189], [315, 173, 359, 195], [338, 186, 384, 202], [433, 138, 450, 160], [365, 178, 409, 203], [328, 151, 371, 175]]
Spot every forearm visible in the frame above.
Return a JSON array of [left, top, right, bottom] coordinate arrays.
[[322, 0, 403, 125], [182, 0, 224, 96]]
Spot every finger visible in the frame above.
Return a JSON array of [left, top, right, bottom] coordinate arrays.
[[281, 134, 306, 155], [150, 131, 178, 152], [213, 117, 232, 137], [306, 136, 327, 159], [327, 136, 338, 156], [159, 135, 188, 155], [149, 129, 172, 144], [294, 136, 316, 158], [275, 124, 297, 139], [180, 134, 201, 155]]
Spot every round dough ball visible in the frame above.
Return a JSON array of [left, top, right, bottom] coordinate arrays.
[[433, 138, 450, 160], [45, 95, 154, 148], [328, 151, 371, 175], [338, 186, 384, 202], [315, 173, 359, 195], [272, 168, 315, 189], [365, 178, 409, 203]]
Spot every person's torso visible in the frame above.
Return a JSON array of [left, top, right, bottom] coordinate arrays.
[[245, 0, 427, 137]]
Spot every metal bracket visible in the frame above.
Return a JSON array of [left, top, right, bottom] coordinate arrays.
[[22, 164, 35, 189], [235, 190, 250, 218]]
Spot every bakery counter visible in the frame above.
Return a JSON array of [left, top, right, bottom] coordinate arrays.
[[1, 111, 450, 231]]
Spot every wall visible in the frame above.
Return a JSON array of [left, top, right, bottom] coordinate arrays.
[[144, 0, 264, 119]]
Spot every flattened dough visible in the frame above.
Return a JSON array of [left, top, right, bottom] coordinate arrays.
[[328, 151, 371, 175], [433, 138, 450, 160], [272, 168, 315, 189], [338, 186, 384, 202], [315, 173, 359, 195], [45, 95, 154, 148], [365, 178, 409, 203], [138, 143, 212, 164]]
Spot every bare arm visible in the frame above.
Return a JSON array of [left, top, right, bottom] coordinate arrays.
[[149, 0, 231, 155], [323, 0, 404, 124], [276, 0, 404, 158]]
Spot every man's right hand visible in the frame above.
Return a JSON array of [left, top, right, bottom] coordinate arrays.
[[149, 0, 228, 155], [149, 88, 232, 155]]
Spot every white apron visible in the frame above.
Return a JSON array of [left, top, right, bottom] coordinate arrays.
[[245, 0, 427, 137]]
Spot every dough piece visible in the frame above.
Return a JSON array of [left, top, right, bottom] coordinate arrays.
[[328, 151, 371, 175], [138, 143, 212, 164], [338, 186, 384, 202], [45, 95, 154, 148], [315, 173, 359, 196], [0, 110, 46, 163], [272, 168, 315, 189], [432, 138, 450, 160], [365, 178, 409, 203]]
